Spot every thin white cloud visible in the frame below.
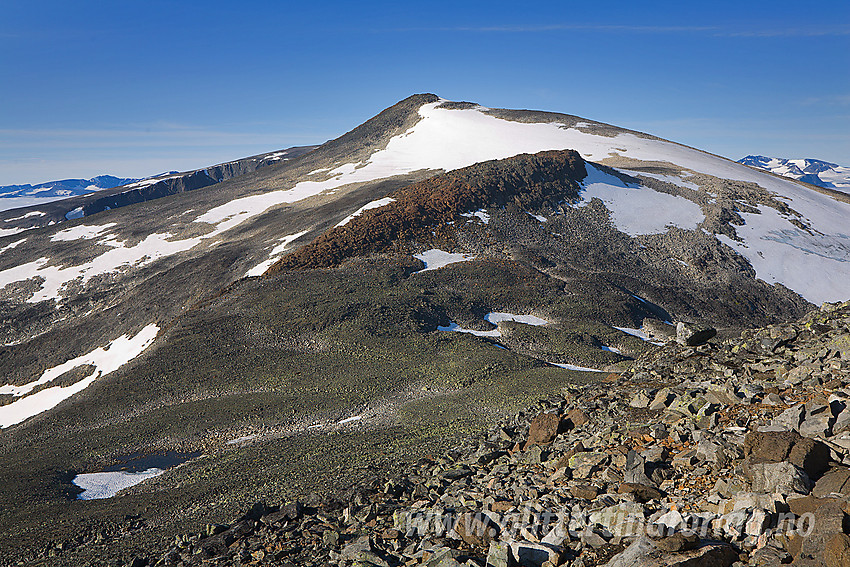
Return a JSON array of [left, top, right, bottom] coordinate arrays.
[[391, 23, 850, 38], [800, 94, 850, 107]]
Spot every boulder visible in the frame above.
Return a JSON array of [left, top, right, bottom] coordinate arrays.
[[526, 413, 561, 447], [747, 462, 813, 495], [453, 512, 499, 548], [618, 482, 663, 502], [813, 467, 850, 497], [676, 322, 717, 346], [604, 536, 736, 567], [744, 430, 830, 479]]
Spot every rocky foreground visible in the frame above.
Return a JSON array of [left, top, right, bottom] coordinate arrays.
[[85, 302, 850, 566]]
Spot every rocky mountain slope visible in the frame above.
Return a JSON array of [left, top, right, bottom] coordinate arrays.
[[738, 155, 850, 192], [30, 301, 850, 566], [0, 175, 139, 213], [2, 94, 850, 564]]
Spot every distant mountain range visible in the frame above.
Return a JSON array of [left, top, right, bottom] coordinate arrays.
[[738, 155, 850, 190], [0, 175, 140, 212]]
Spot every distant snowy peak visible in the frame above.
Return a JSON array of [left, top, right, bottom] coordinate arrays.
[[0, 175, 139, 212], [738, 155, 850, 190], [0, 175, 139, 199]]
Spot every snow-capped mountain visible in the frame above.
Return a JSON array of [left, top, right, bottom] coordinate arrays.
[[0, 175, 139, 212], [2, 94, 850, 561], [738, 155, 850, 191]]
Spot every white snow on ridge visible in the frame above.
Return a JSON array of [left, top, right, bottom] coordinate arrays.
[[0, 324, 159, 428], [73, 468, 164, 500], [413, 249, 476, 272], [335, 197, 395, 227], [245, 229, 310, 277], [575, 165, 704, 236]]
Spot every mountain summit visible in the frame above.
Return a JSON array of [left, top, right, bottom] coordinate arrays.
[[738, 154, 850, 191], [1, 95, 850, 563]]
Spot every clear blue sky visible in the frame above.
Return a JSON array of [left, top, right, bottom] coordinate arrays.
[[1, 0, 848, 185]]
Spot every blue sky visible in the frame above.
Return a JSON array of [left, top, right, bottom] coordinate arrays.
[[1, 0, 848, 185]]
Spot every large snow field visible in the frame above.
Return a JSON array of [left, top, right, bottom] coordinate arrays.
[[716, 205, 850, 305], [575, 165, 704, 236]]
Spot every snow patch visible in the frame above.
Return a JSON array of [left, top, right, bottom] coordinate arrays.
[[4, 211, 46, 222], [527, 212, 548, 222], [551, 362, 606, 373], [245, 230, 310, 277], [485, 312, 548, 326], [0, 238, 26, 254], [437, 321, 501, 338], [0, 324, 159, 428], [335, 197, 395, 227], [50, 223, 117, 242], [226, 434, 258, 445], [439, 312, 548, 338], [73, 468, 164, 500], [413, 249, 476, 272], [64, 207, 85, 220], [614, 326, 665, 346], [461, 209, 490, 224]]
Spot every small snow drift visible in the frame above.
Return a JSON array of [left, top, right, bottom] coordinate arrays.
[[73, 468, 165, 500], [414, 250, 476, 273], [438, 312, 549, 338]]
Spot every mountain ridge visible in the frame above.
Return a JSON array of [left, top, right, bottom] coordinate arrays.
[[738, 154, 850, 191]]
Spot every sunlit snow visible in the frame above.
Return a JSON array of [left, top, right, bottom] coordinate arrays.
[[244, 230, 310, 277], [335, 197, 395, 227], [413, 249, 476, 272], [0, 324, 160, 428], [575, 165, 704, 236]]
